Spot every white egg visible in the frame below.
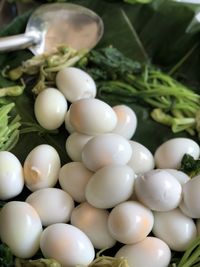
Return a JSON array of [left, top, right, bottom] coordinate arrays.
[[66, 132, 93, 162], [179, 174, 200, 218], [56, 67, 96, 103], [26, 188, 74, 226], [34, 87, 68, 130], [82, 133, 132, 171], [153, 208, 197, 251], [85, 164, 134, 209], [115, 237, 171, 267], [71, 202, 116, 249], [111, 105, 137, 139], [64, 108, 75, 133], [69, 98, 117, 135], [40, 223, 95, 267], [23, 144, 61, 192], [128, 141, 155, 174], [164, 169, 190, 185], [154, 138, 200, 169], [0, 201, 42, 258], [0, 151, 24, 200], [135, 169, 182, 211], [108, 201, 153, 244], [59, 162, 93, 203]]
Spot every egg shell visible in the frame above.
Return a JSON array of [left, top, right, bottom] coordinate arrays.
[[40, 223, 95, 267], [82, 133, 132, 172], [128, 140, 155, 174], [154, 137, 200, 169], [69, 98, 117, 135], [66, 132, 93, 162], [179, 174, 200, 218], [23, 144, 61, 192], [71, 202, 116, 249], [59, 162, 93, 203], [115, 237, 171, 267], [153, 208, 197, 251], [85, 164, 134, 209], [56, 67, 96, 103], [0, 201, 42, 258], [111, 105, 137, 139], [135, 169, 182, 212], [108, 200, 154, 244], [34, 87, 68, 130], [26, 188, 74, 226], [0, 151, 24, 200]]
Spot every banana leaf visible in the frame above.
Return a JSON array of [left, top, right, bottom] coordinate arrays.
[[0, 0, 200, 265]]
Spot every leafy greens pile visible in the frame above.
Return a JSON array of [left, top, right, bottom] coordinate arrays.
[[3, 45, 200, 141]]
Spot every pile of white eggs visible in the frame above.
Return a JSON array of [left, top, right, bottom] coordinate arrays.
[[0, 67, 200, 267]]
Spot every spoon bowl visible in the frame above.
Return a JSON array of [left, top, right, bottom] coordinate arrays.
[[0, 3, 104, 55]]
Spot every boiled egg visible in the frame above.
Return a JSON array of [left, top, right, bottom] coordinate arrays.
[[85, 164, 134, 209], [111, 105, 137, 139], [26, 188, 74, 226], [135, 169, 182, 211], [40, 223, 95, 267], [71, 202, 116, 249], [153, 208, 197, 251], [56, 67, 96, 103], [115, 236, 171, 267], [128, 140, 155, 174], [0, 151, 24, 200], [34, 87, 68, 130], [108, 200, 154, 244], [154, 137, 200, 169], [23, 144, 61, 191], [69, 98, 117, 135], [66, 132, 93, 162], [0, 201, 42, 258], [180, 174, 200, 218], [82, 133, 132, 171], [59, 162, 93, 203]]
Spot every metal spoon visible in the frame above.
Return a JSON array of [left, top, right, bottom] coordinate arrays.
[[0, 3, 104, 55]]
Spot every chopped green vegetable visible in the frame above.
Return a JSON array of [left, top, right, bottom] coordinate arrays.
[[15, 258, 61, 267], [0, 243, 14, 267], [0, 83, 25, 97], [86, 255, 129, 267], [4, 46, 88, 95], [0, 103, 21, 151], [177, 236, 200, 267], [77, 47, 200, 139], [180, 154, 200, 178]]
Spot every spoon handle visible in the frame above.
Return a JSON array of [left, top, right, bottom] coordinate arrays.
[[0, 33, 38, 52]]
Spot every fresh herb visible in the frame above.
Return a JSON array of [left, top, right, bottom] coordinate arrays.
[[4, 46, 87, 95], [0, 243, 14, 267], [77, 47, 200, 138], [15, 258, 61, 267], [176, 236, 200, 267], [180, 154, 200, 178], [87, 255, 129, 267], [0, 102, 21, 151]]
